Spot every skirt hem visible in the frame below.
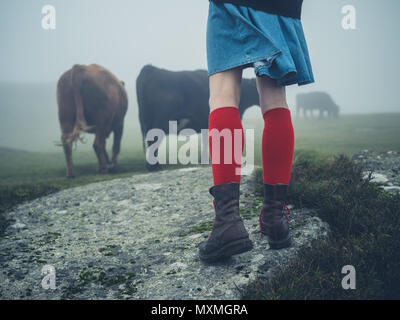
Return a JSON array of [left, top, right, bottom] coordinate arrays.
[[208, 54, 314, 87]]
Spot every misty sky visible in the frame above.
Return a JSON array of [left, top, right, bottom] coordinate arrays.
[[0, 0, 400, 113]]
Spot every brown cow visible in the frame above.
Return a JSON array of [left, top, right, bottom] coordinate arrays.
[[57, 64, 128, 178]]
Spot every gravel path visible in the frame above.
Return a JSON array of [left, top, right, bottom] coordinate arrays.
[[0, 166, 329, 300]]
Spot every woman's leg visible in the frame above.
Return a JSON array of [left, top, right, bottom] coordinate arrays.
[[208, 67, 244, 186], [209, 67, 242, 112], [257, 76, 294, 185], [257, 75, 293, 249], [199, 67, 253, 262]]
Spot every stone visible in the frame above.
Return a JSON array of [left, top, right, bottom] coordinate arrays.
[[382, 186, 400, 193], [354, 150, 400, 194], [9, 222, 26, 230], [362, 172, 389, 184], [0, 166, 329, 299]]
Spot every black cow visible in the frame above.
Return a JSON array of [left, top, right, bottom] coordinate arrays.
[[136, 65, 259, 170], [296, 91, 340, 119]]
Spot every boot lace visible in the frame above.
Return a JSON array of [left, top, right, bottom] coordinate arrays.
[[283, 204, 291, 221]]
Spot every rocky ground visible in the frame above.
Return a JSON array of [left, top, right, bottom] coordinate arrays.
[[352, 150, 400, 194], [1, 149, 399, 300], [0, 166, 329, 300]]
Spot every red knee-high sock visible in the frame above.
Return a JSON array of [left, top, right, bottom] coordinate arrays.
[[262, 107, 295, 185], [209, 107, 244, 186]]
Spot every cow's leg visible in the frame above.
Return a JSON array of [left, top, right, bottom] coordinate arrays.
[[109, 123, 123, 171], [146, 135, 163, 171], [93, 132, 108, 174], [177, 118, 191, 131], [105, 149, 111, 165], [62, 133, 76, 178], [103, 139, 111, 165]]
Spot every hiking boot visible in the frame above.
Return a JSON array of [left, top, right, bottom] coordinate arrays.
[[199, 182, 253, 262], [259, 183, 291, 249]]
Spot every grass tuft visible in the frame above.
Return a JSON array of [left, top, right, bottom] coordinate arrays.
[[244, 151, 400, 300]]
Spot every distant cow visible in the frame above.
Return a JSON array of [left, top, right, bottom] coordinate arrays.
[[296, 92, 340, 119], [57, 64, 128, 177], [136, 65, 259, 170]]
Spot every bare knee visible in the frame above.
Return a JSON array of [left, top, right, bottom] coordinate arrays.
[[209, 68, 243, 112], [256, 76, 288, 115]]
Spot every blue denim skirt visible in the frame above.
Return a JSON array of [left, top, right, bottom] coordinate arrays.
[[206, 2, 314, 86]]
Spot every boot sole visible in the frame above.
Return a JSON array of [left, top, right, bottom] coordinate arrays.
[[199, 238, 253, 263]]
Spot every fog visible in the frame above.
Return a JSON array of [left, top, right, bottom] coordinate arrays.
[[0, 0, 399, 151]]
